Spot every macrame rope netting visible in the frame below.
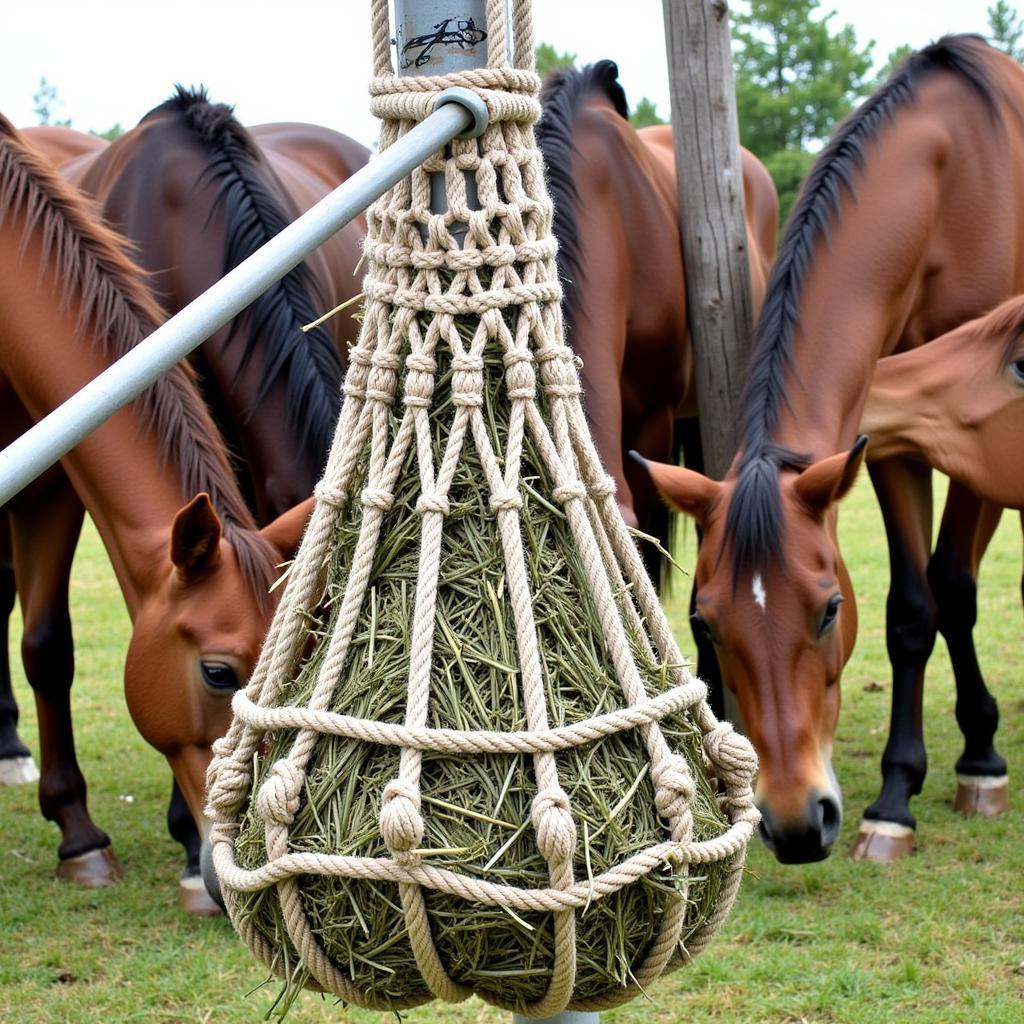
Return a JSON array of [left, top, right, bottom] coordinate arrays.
[[205, 0, 759, 1014]]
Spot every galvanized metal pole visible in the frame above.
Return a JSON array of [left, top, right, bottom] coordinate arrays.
[[0, 94, 486, 506], [395, 5, 597, 1022]]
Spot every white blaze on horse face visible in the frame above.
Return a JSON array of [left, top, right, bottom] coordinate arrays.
[[752, 573, 767, 612]]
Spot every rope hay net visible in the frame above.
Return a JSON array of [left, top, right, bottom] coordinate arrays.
[[205, 0, 759, 1015]]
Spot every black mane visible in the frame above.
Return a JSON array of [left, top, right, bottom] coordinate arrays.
[[726, 34, 1001, 579], [146, 85, 342, 462], [536, 60, 629, 338]]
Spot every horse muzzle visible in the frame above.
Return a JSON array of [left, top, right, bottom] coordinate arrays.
[[756, 790, 843, 864]]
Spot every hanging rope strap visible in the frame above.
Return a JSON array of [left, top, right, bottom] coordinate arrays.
[[206, 0, 759, 1014]]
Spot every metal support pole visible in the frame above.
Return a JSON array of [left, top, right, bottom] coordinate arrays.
[[512, 1014, 599, 1024], [0, 93, 487, 506]]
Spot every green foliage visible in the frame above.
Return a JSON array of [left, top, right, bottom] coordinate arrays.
[[989, 0, 1024, 61], [535, 42, 576, 76], [31, 75, 71, 127], [628, 96, 666, 129], [733, 0, 876, 224], [763, 147, 816, 228], [875, 43, 915, 84], [90, 124, 124, 142]]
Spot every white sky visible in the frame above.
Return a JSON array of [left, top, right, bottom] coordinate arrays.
[[0, 1, 1004, 148]]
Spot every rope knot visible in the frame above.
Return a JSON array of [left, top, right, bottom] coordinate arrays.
[[489, 488, 523, 513], [503, 351, 536, 401], [361, 487, 395, 512], [379, 778, 425, 858], [314, 481, 347, 508], [255, 759, 304, 827], [588, 475, 617, 501], [704, 721, 758, 784], [416, 491, 451, 516], [531, 786, 577, 864], [652, 755, 697, 821], [552, 482, 587, 505]]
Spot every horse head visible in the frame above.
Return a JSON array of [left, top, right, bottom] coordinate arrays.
[[638, 437, 868, 863], [124, 495, 311, 836]]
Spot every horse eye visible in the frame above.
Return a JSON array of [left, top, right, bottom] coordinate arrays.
[[1011, 358, 1024, 384], [818, 595, 843, 636], [691, 612, 719, 647], [200, 661, 239, 692]]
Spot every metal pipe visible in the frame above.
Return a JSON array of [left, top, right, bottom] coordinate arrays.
[[512, 1014, 600, 1024], [0, 97, 480, 506]]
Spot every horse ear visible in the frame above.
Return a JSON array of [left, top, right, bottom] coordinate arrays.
[[260, 497, 315, 559], [170, 493, 222, 579], [794, 435, 869, 514], [629, 451, 720, 524]]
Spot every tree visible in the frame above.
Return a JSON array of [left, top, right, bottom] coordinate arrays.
[[732, 0, 876, 224], [875, 44, 914, 84], [32, 76, 71, 127], [989, 1, 1024, 61], [535, 43, 576, 77], [91, 124, 125, 141], [629, 96, 666, 129]]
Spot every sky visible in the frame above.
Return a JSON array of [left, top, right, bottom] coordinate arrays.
[[0, 1, 1006, 149]]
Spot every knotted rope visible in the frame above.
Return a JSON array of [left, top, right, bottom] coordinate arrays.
[[206, 0, 758, 1014]]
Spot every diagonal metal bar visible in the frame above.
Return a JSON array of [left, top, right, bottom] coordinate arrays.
[[0, 98, 479, 506]]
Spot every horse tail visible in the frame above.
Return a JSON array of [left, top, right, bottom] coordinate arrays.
[[163, 85, 342, 462]]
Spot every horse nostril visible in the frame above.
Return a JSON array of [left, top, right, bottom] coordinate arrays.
[[819, 793, 842, 848]]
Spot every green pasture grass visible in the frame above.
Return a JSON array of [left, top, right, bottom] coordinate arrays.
[[1, 474, 1021, 1023]]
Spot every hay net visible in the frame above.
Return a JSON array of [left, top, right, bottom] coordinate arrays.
[[205, 0, 760, 1015]]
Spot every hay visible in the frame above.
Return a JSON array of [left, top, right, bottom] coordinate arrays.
[[230, 313, 735, 1014]]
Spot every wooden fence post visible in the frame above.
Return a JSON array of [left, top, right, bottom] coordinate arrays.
[[662, 0, 753, 481]]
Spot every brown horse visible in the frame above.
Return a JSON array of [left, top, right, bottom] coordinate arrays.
[[28, 86, 368, 518], [0, 112, 309, 893], [641, 36, 1024, 863], [864, 294, 1024, 509], [535, 61, 777, 581], [11, 94, 368, 903]]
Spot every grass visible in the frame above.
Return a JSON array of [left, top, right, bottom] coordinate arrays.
[[1, 473, 1021, 1023]]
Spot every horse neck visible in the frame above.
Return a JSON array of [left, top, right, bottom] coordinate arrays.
[[0, 229, 214, 614], [761, 78, 1019, 463], [77, 119, 338, 519]]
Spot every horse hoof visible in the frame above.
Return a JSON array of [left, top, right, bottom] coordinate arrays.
[[56, 847, 124, 887], [849, 820, 915, 863], [0, 755, 40, 785], [953, 774, 1009, 817], [179, 874, 223, 917]]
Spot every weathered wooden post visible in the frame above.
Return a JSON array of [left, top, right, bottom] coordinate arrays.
[[662, 0, 754, 478], [662, 0, 752, 725]]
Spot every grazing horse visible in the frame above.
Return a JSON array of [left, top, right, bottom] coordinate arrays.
[[14, 94, 368, 905], [641, 36, 1024, 863], [863, 294, 1024, 509], [0, 113, 309, 892], [535, 61, 778, 581]]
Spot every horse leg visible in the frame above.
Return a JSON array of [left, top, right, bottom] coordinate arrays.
[[10, 484, 123, 886], [0, 512, 38, 784], [928, 486, 1008, 816], [168, 776, 219, 915], [852, 458, 936, 863]]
